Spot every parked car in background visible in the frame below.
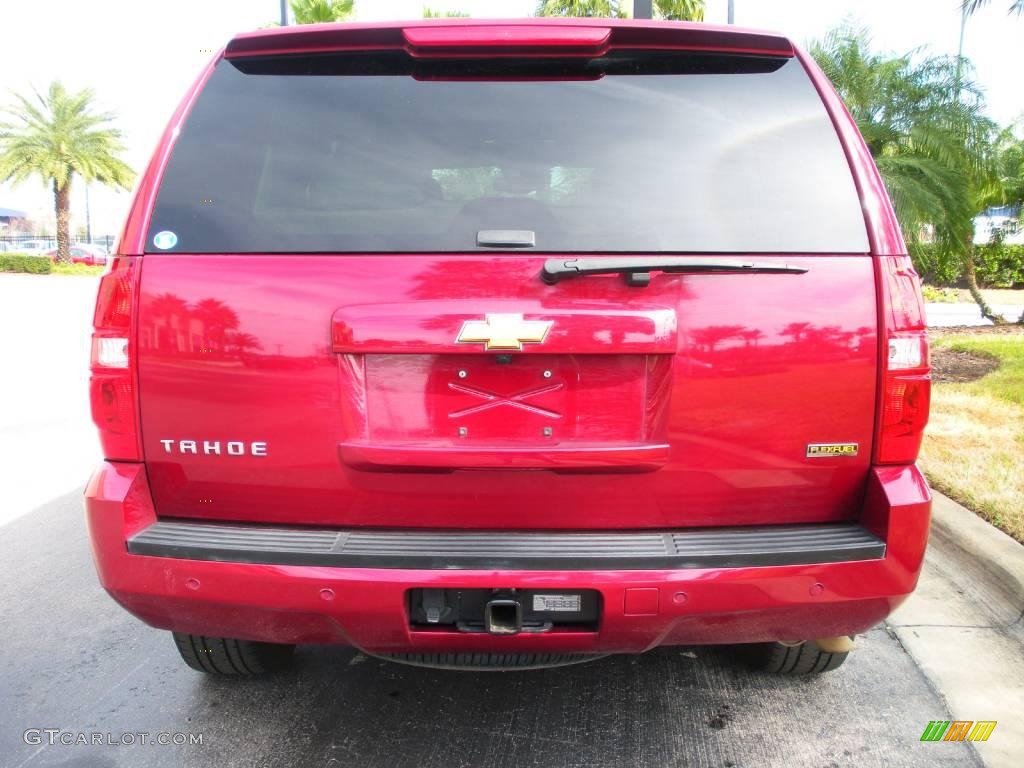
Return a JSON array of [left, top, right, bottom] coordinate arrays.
[[47, 244, 108, 266], [14, 239, 54, 256], [85, 19, 932, 679]]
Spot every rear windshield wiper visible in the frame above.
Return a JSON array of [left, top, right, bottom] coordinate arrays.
[[541, 257, 808, 286]]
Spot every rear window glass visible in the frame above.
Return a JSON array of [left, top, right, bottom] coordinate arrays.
[[147, 52, 869, 254]]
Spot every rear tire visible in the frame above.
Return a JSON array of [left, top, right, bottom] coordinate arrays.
[[746, 640, 850, 675], [172, 632, 295, 675]]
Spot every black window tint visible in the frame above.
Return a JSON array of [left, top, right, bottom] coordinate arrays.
[[147, 52, 868, 254]]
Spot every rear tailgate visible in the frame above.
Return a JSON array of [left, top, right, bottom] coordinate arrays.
[[137, 251, 876, 529], [135, 27, 877, 530]]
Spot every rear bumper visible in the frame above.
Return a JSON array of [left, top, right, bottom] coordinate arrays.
[[85, 462, 931, 654]]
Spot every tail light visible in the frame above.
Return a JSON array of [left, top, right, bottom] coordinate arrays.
[[875, 255, 930, 464], [90, 256, 141, 461]]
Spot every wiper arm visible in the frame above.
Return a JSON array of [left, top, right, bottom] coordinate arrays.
[[541, 257, 808, 286]]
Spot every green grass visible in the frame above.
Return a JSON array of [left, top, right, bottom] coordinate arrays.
[[938, 336, 1024, 405], [50, 262, 104, 276], [920, 333, 1024, 542]]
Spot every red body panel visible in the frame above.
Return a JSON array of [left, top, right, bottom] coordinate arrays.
[[85, 461, 930, 651], [88, 19, 933, 654], [136, 253, 878, 529]]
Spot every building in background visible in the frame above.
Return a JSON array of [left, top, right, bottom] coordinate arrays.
[[0, 205, 27, 233], [974, 204, 1024, 245]]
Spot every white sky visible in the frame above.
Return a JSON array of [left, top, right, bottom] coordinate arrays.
[[1, 0, 1021, 235]]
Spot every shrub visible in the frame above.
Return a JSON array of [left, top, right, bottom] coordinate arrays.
[[0, 253, 52, 274], [912, 243, 1024, 288], [911, 243, 963, 286], [975, 242, 1024, 288]]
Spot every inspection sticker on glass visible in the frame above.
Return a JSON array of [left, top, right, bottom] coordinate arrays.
[[532, 594, 581, 612]]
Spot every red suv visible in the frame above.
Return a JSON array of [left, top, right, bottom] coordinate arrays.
[[85, 19, 931, 676]]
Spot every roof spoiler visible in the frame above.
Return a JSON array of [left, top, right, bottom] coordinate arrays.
[[224, 19, 794, 60]]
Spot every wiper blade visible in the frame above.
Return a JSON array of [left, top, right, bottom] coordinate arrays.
[[540, 257, 808, 286]]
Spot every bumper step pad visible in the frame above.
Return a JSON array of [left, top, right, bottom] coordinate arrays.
[[128, 521, 885, 570]]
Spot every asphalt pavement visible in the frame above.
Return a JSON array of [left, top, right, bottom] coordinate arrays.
[[0, 274, 100, 528], [0, 273, 992, 768]]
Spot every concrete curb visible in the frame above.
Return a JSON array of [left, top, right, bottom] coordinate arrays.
[[929, 491, 1024, 605], [925, 302, 1024, 327]]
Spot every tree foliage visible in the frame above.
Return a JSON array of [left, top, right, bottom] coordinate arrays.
[[811, 28, 998, 254], [535, 0, 624, 18], [290, 0, 354, 24], [654, 0, 705, 21], [0, 81, 133, 262], [962, 0, 1024, 15], [994, 129, 1024, 209], [424, 7, 470, 17], [535, 0, 705, 18]]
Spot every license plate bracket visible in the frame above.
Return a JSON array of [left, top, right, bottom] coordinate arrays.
[[364, 353, 647, 444]]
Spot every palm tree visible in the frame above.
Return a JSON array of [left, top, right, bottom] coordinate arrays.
[[536, 0, 623, 17], [0, 82, 133, 263], [811, 28, 1000, 320], [290, 0, 354, 24], [962, 0, 1024, 15], [655, 0, 705, 21]]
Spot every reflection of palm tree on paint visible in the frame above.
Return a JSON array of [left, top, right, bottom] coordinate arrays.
[[145, 294, 246, 357], [228, 331, 264, 356], [739, 329, 763, 348], [780, 322, 811, 345], [148, 293, 190, 351], [192, 298, 240, 353], [691, 325, 745, 354], [805, 325, 856, 351]]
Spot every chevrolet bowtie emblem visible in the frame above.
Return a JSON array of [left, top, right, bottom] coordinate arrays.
[[456, 314, 553, 351]]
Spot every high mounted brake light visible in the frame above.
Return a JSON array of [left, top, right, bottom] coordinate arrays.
[[90, 256, 141, 461], [224, 20, 795, 60], [875, 255, 930, 465]]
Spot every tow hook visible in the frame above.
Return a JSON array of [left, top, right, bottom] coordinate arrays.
[[484, 592, 523, 635]]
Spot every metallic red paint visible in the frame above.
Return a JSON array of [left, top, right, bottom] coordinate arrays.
[[135, 253, 879, 529], [85, 461, 929, 651]]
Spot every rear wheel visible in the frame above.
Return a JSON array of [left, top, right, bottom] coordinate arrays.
[[172, 632, 295, 675], [746, 639, 851, 675]]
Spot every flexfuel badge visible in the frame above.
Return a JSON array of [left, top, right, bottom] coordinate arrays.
[[806, 443, 859, 458]]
